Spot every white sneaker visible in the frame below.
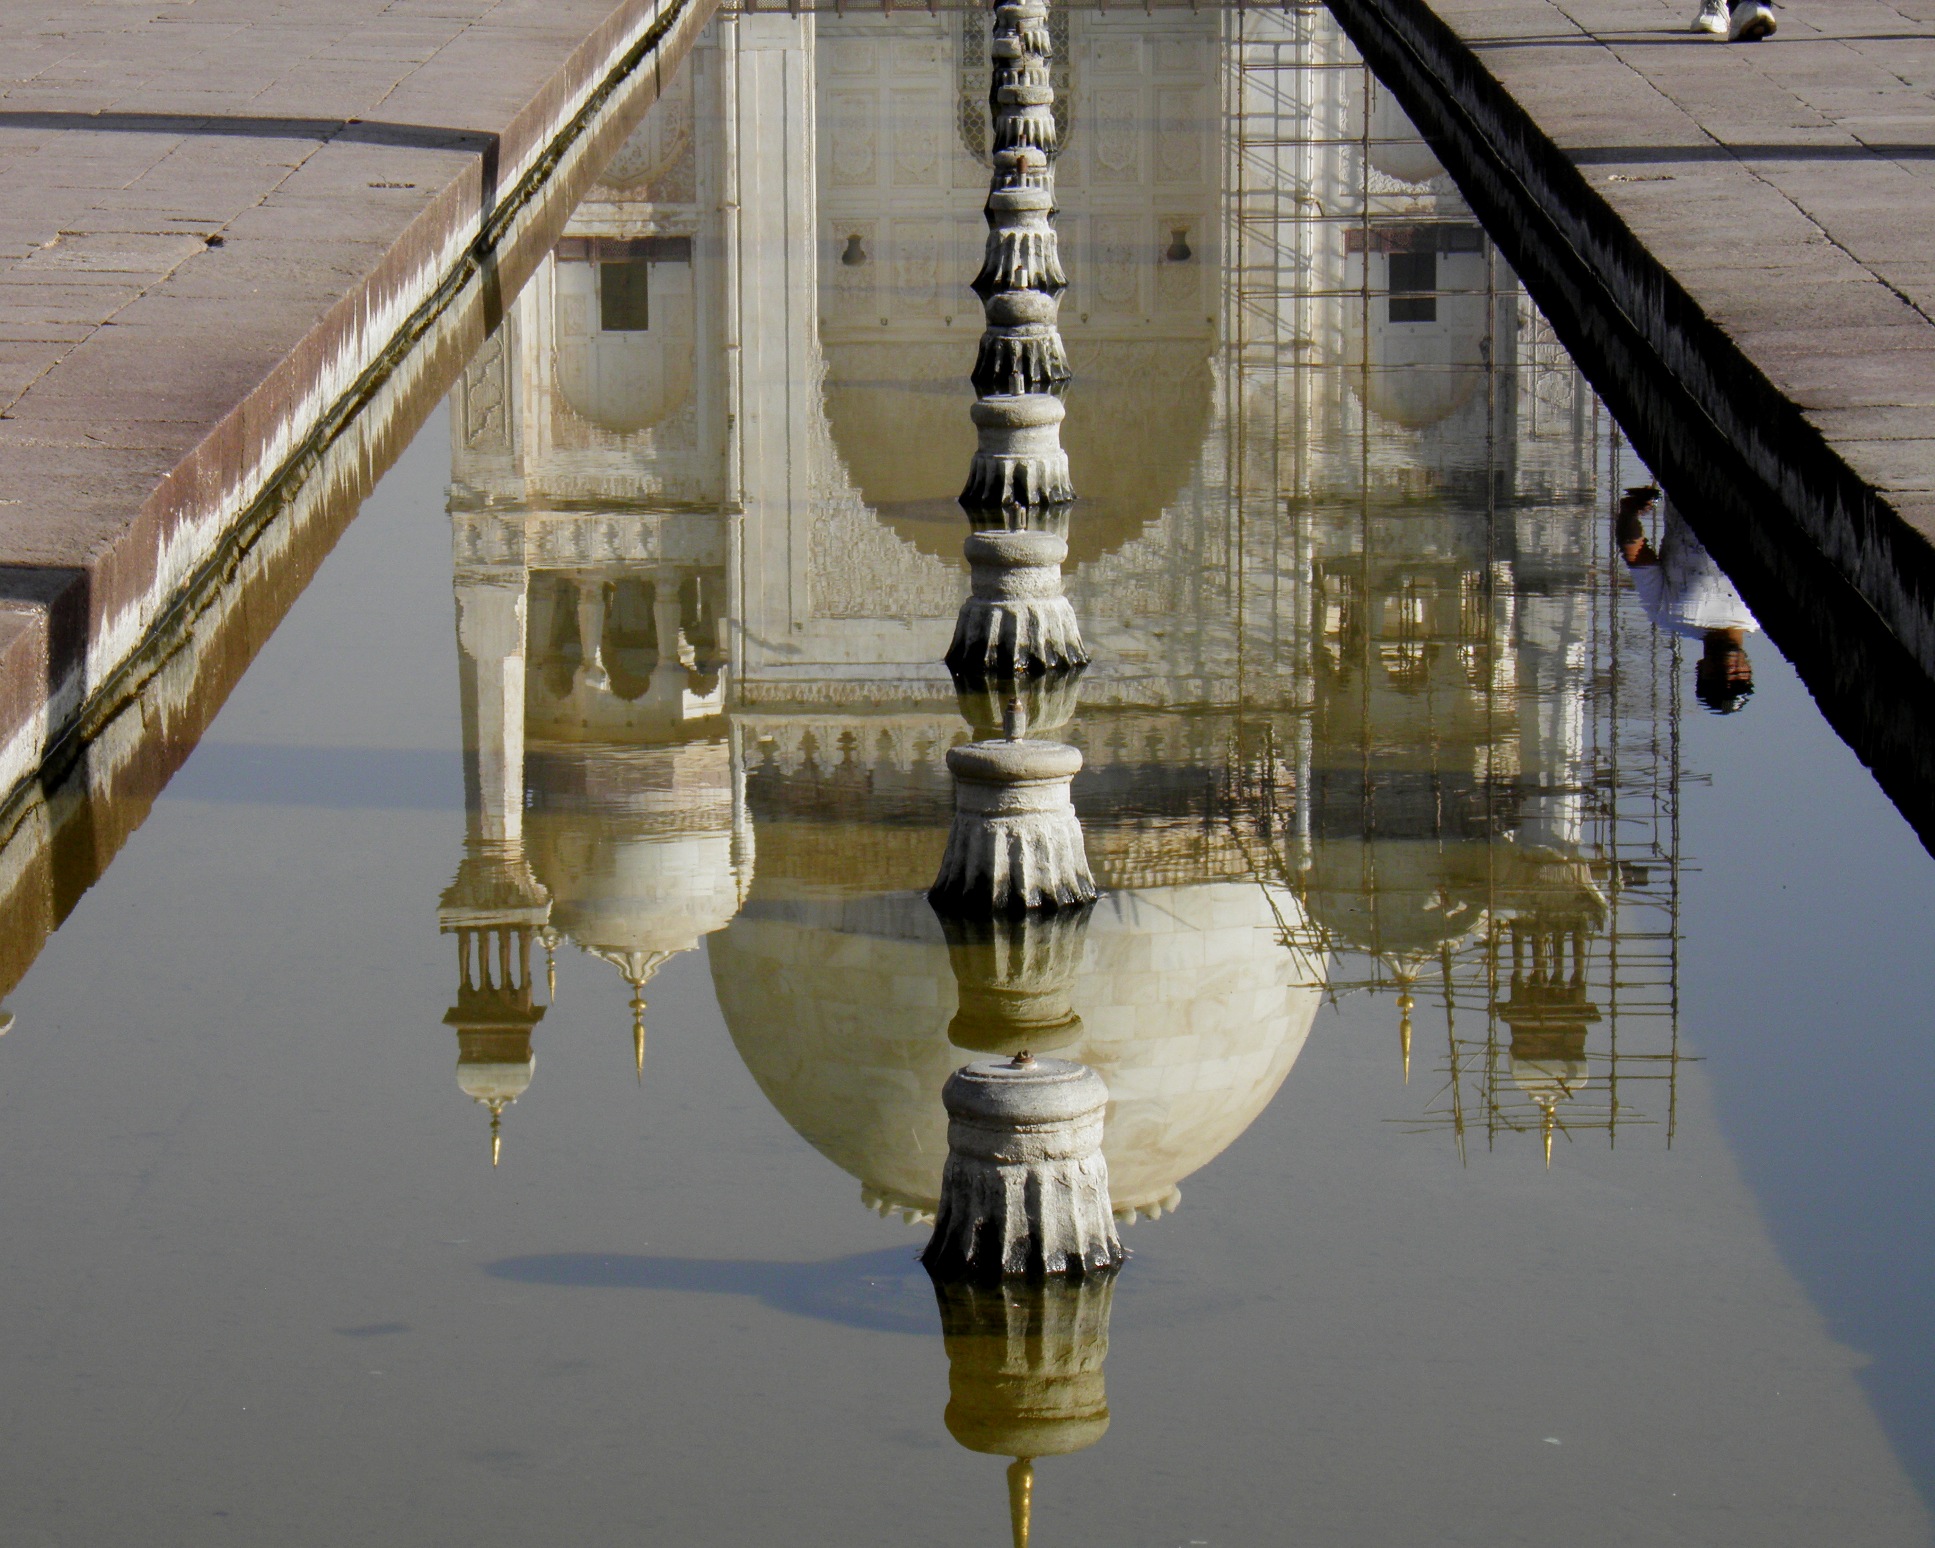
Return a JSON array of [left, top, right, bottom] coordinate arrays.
[[1729, 0, 1776, 39], [1692, 0, 1728, 33]]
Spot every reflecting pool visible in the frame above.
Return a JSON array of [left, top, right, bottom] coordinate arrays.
[[0, 4, 1931, 1544]]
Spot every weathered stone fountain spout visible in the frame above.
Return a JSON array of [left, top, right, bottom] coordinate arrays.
[[935, 0, 1090, 908], [929, 738, 1095, 914], [922, 1055, 1124, 1280], [927, 0, 1115, 1293]]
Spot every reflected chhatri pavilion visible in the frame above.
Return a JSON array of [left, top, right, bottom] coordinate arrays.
[[435, 3, 1687, 1181]]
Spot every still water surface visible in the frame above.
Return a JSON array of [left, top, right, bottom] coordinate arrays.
[[1, 5, 1933, 1543]]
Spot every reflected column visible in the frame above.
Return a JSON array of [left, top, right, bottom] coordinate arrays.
[[440, 565, 552, 1165]]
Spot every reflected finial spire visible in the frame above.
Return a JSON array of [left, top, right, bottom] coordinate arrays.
[[541, 926, 558, 1002], [631, 985, 648, 1083], [1542, 1103, 1555, 1169], [1007, 1459, 1034, 1548], [489, 1100, 506, 1167], [1397, 983, 1414, 1084]]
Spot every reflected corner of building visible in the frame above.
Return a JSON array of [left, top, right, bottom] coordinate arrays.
[[433, 2, 1691, 1187]]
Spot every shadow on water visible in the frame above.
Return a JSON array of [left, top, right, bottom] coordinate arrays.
[[485, 1247, 938, 1336]]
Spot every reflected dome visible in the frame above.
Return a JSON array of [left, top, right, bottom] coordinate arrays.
[[710, 882, 1321, 1222], [456, 1045, 536, 1108], [526, 739, 752, 992], [1299, 835, 1489, 967], [1511, 1054, 1587, 1105]]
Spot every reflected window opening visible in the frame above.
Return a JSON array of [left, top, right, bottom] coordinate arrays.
[[1388, 250, 1436, 324], [599, 259, 651, 332]]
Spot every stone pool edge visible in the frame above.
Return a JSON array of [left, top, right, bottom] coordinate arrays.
[[1323, 0, 1935, 678], [0, 0, 709, 845]]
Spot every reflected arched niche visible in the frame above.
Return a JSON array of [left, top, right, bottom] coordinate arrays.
[[819, 337, 1214, 567], [1344, 260, 1489, 431], [554, 252, 697, 436], [708, 883, 1321, 1222]]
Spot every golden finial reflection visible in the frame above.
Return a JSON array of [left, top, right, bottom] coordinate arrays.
[[1007, 1458, 1034, 1548], [489, 1100, 506, 1167], [1396, 979, 1414, 1085], [540, 926, 559, 1003], [587, 950, 675, 1083]]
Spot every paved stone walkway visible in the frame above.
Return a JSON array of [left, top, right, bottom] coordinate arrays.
[[1334, 0, 1935, 678], [1457, 0, 1935, 473], [0, 0, 697, 811]]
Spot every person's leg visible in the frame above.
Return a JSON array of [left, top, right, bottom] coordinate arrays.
[[1727, 0, 1777, 40]]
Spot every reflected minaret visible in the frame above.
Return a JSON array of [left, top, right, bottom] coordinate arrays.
[[440, 904, 547, 1167], [1494, 879, 1604, 1167]]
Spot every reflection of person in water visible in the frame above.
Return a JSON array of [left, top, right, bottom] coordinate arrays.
[[1616, 486, 1758, 714]]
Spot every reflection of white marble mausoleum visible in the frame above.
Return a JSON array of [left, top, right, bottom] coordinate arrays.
[[435, 3, 1677, 1180]]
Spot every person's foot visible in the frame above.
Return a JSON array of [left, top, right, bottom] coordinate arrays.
[[1691, 0, 1728, 33], [1729, 1, 1777, 40]]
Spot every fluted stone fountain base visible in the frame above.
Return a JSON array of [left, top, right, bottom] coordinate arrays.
[[922, 1056, 1124, 1281], [930, 739, 1095, 913], [974, 199, 1065, 297], [946, 531, 1086, 677], [973, 327, 1070, 398], [962, 397, 1074, 509], [994, 0, 1052, 58]]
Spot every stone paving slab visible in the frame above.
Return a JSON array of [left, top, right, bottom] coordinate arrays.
[[1329, 0, 1935, 680], [0, 0, 707, 820]]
